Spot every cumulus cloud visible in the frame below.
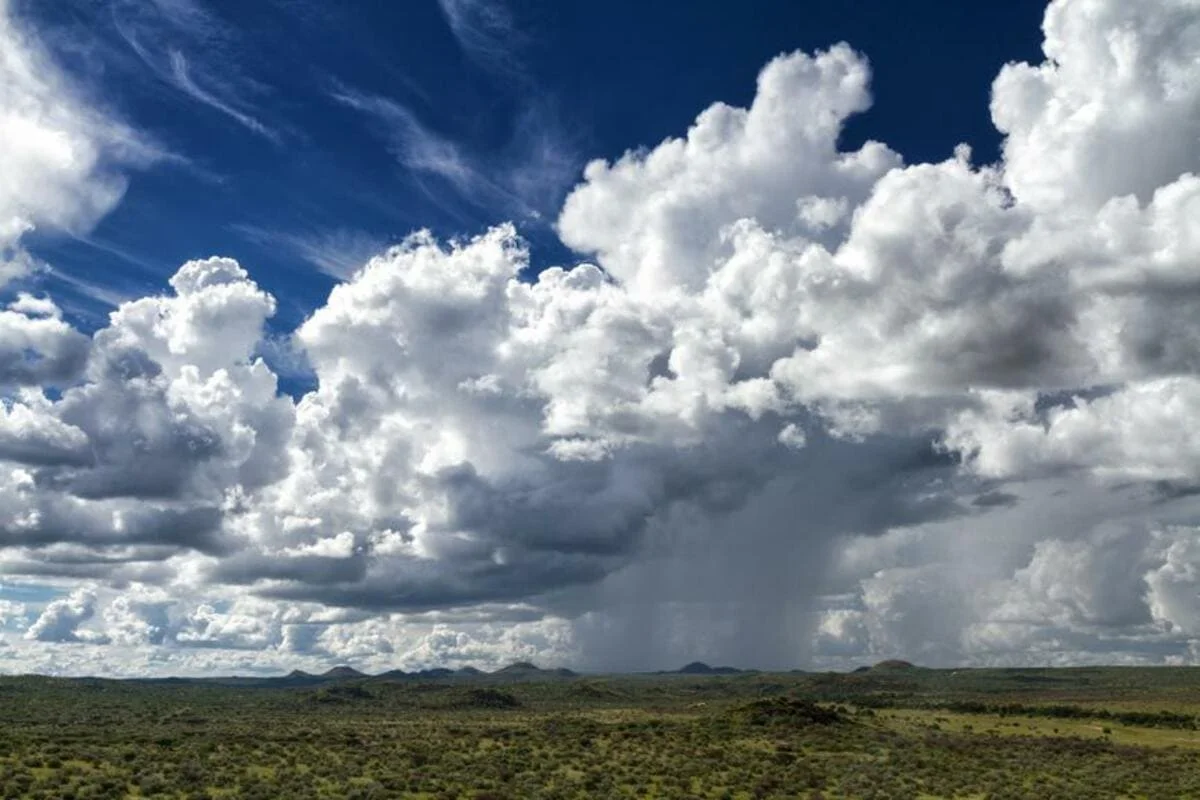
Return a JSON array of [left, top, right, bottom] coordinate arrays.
[[3, 0, 1200, 675], [24, 588, 107, 643], [992, 0, 1200, 212], [558, 43, 900, 295], [0, 295, 90, 388], [102, 583, 173, 646], [0, 599, 29, 629], [175, 596, 284, 650], [947, 379, 1200, 483], [0, 256, 289, 571]]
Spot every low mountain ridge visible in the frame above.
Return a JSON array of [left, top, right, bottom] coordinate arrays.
[[321, 666, 366, 679], [672, 661, 745, 675]]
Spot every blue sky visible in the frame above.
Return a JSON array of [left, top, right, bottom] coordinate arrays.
[[3, 0, 1200, 676]]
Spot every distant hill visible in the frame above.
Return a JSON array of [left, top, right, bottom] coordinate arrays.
[[321, 666, 366, 680], [847, 661, 918, 674], [414, 667, 454, 679], [495, 661, 540, 674], [674, 661, 744, 675], [492, 662, 577, 679], [58, 659, 794, 687]]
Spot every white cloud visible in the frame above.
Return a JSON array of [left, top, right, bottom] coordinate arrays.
[[175, 597, 283, 649], [946, 379, 1200, 482], [992, 0, 1200, 212], [0, 599, 28, 629], [0, 0, 154, 286], [558, 43, 900, 295], [102, 583, 173, 646], [1146, 528, 1200, 636], [24, 588, 107, 643]]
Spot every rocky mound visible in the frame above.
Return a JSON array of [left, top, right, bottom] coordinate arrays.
[[309, 685, 374, 704], [458, 688, 522, 709], [571, 682, 625, 700], [737, 697, 846, 727]]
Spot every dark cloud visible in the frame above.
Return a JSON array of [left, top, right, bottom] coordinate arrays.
[[0, 318, 90, 387], [972, 491, 1019, 509], [0, 502, 227, 554]]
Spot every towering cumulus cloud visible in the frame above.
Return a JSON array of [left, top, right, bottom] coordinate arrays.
[[2, 0, 1200, 675]]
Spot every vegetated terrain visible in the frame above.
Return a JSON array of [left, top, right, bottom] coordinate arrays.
[[3, 662, 1200, 799]]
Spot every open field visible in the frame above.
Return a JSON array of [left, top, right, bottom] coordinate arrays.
[[2, 664, 1200, 799]]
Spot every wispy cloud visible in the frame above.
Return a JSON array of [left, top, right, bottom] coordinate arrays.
[[332, 87, 578, 223], [437, 0, 526, 78], [167, 50, 279, 142], [504, 103, 583, 219], [233, 224, 387, 280], [145, 0, 219, 37], [110, 0, 281, 144], [332, 89, 476, 191], [42, 267, 140, 328], [65, 233, 166, 278]]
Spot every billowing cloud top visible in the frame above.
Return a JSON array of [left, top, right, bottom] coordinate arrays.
[[2, 0, 1200, 676]]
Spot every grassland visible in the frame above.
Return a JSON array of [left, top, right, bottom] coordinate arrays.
[[2, 663, 1200, 798]]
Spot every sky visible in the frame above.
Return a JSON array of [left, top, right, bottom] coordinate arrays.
[[0, 0, 1198, 677]]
